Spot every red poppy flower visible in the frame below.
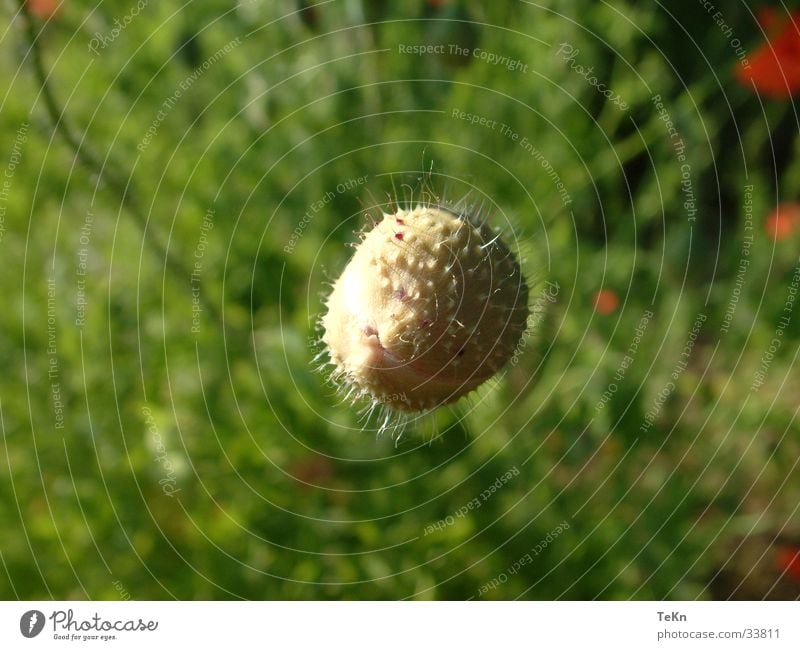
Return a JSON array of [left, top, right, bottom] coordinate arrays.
[[775, 545, 800, 582], [765, 203, 800, 240], [26, 0, 59, 19], [736, 9, 800, 98], [593, 289, 619, 315], [757, 7, 780, 31]]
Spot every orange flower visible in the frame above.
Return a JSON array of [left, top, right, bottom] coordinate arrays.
[[757, 7, 780, 31], [736, 9, 800, 98], [26, 0, 59, 19], [765, 203, 800, 240], [775, 546, 800, 582], [593, 289, 619, 315]]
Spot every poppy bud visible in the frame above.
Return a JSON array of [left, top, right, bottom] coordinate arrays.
[[321, 206, 529, 413]]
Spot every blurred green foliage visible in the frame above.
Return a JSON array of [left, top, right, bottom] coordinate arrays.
[[1, 0, 799, 599]]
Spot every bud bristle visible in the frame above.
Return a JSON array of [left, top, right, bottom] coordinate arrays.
[[321, 205, 529, 416]]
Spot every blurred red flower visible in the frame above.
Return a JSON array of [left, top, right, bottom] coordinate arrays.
[[765, 203, 800, 240], [290, 455, 333, 488], [775, 545, 800, 582], [736, 9, 800, 98], [593, 289, 619, 315], [26, 0, 59, 19]]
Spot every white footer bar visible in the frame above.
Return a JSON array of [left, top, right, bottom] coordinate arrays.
[[1, 601, 796, 649]]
